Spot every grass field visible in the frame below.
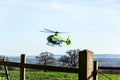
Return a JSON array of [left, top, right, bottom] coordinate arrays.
[[0, 71, 120, 80]]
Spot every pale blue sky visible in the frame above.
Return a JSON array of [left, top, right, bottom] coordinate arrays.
[[0, 0, 120, 56]]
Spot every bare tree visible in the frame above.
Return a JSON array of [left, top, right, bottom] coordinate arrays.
[[58, 49, 80, 68], [36, 52, 57, 66], [58, 55, 69, 67]]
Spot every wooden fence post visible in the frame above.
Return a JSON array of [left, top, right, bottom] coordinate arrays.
[[79, 49, 94, 80], [94, 61, 98, 80], [3, 58, 10, 80], [20, 54, 26, 80]]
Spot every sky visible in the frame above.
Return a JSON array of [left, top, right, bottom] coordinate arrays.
[[0, 0, 120, 56]]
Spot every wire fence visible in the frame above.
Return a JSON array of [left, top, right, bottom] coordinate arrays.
[[98, 68, 120, 80], [98, 71, 112, 80]]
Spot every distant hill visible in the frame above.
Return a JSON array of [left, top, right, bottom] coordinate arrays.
[[94, 54, 120, 58]]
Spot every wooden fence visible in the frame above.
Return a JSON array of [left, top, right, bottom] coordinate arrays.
[[0, 50, 98, 80]]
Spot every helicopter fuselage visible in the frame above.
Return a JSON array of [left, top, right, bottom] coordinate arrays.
[[47, 35, 63, 45]]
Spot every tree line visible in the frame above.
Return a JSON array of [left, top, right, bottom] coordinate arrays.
[[0, 49, 80, 70], [36, 49, 80, 68]]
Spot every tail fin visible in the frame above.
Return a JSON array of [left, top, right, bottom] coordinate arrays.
[[66, 35, 71, 46]]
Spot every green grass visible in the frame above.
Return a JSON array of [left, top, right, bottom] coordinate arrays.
[[25, 71, 78, 80], [0, 71, 78, 80], [98, 74, 120, 80], [0, 71, 120, 80]]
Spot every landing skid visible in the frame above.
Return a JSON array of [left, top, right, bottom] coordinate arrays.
[[47, 42, 62, 47], [47, 42, 54, 47]]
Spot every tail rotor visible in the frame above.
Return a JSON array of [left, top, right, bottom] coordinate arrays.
[[66, 35, 71, 46]]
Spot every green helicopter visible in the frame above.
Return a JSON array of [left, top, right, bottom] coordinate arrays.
[[40, 28, 71, 46]]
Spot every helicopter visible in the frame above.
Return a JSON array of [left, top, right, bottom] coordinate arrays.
[[40, 28, 71, 46]]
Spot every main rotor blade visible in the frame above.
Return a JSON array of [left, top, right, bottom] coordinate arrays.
[[39, 31, 53, 33], [44, 28, 66, 33], [44, 28, 55, 33], [41, 28, 71, 34]]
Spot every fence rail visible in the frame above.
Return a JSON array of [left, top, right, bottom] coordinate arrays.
[[99, 66, 120, 70], [0, 61, 79, 73]]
